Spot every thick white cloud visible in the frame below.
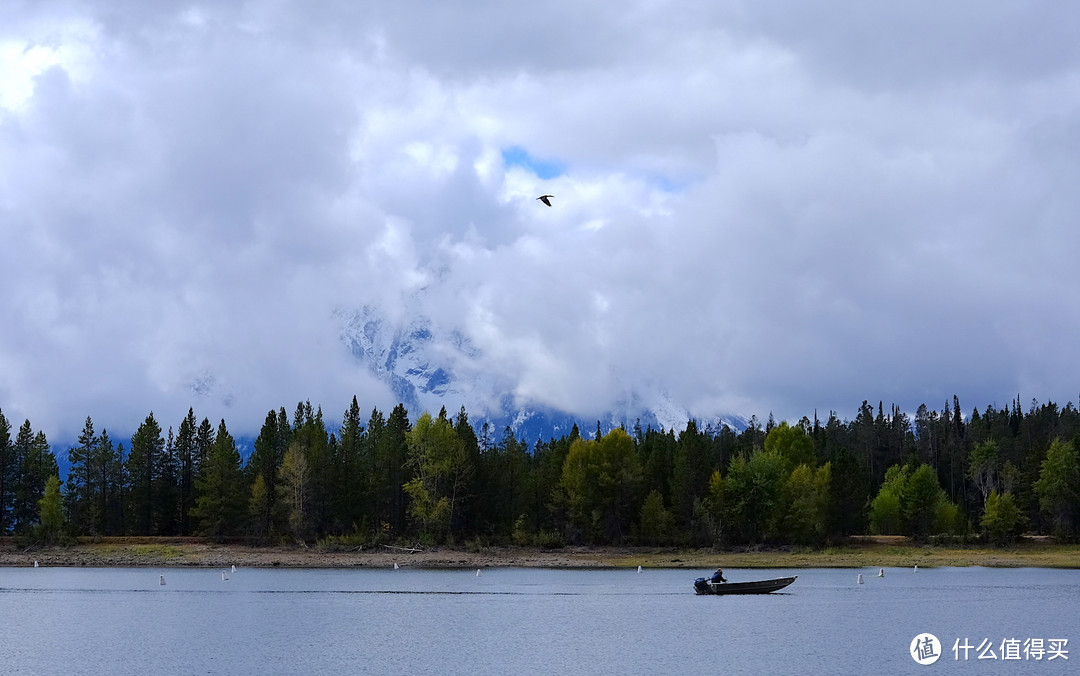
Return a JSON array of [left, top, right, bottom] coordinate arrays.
[[2, 1, 1079, 440]]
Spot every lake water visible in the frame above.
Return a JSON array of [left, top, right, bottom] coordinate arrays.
[[0, 566, 1076, 674]]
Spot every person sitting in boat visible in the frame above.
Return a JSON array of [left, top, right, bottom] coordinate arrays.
[[710, 569, 727, 584]]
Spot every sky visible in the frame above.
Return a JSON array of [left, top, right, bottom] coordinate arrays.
[[3, 1, 1080, 442]]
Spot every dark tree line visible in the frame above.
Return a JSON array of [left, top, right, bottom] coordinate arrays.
[[1, 395, 1078, 545]]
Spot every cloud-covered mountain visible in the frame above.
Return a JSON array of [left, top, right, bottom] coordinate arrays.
[[336, 305, 746, 442]]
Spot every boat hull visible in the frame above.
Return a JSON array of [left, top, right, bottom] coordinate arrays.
[[693, 576, 797, 595]]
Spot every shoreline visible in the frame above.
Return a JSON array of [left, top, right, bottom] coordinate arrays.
[[3, 536, 1079, 569]]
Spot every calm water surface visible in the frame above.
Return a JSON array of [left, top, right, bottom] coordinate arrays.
[[0, 566, 1076, 674]]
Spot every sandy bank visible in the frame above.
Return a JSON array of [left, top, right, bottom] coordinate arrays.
[[3, 536, 1079, 569]]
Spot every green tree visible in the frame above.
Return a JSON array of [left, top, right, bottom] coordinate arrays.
[[639, 489, 674, 544], [94, 431, 126, 535], [333, 396, 366, 534], [367, 405, 412, 538], [403, 411, 470, 542], [981, 490, 1025, 545], [175, 409, 198, 535], [764, 422, 816, 470], [902, 464, 944, 538], [247, 409, 289, 539], [722, 450, 787, 544], [868, 465, 908, 535], [127, 413, 163, 534], [1034, 438, 1080, 540], [781, 463, 831, 545], [0, 409, 11, 533], [66, 417, 97, 535], [156, 427, 180, 535], [12, 422, 58, 533], [561, 428, 642, 543], [827, 450, 867, 537], [670, 421, 710, 531], [290, 402, 332, 535], [37, 475, 66, 544], [192, 420, 246, 539]]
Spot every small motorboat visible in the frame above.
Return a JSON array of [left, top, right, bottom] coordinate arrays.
[[694, 575, 797, 595]]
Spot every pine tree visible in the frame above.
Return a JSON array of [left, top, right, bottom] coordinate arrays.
[[12, 422, 58, 533], [0, 409, 13, 533], [192, 420, 246, 539], [334, 396, 366, 533], [94, 430, 125, 535], [66, 417, 97, 534], [375, 404, 411, 536], [247, 409, 288, 539], [127, 413, 163, 534], [156, 427, 180, 535], [175, 409, 198, 535], [291, 402, 332, 535]]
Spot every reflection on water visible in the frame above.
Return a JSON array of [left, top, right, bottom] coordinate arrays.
[[0, 566, 1076, 675]]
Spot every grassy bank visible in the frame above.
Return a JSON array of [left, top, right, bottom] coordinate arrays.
[[2, 536, 1078, 569]]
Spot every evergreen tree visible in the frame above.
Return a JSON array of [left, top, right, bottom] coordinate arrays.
[[453, 406, 482, 537], [0, 409, 13, 533], [192, 420, 246, 539], [334, 396, 365, 533], [670, 420, 710, 532], [127, 413, 163, 534], [12, 422, 58, 533], [376, 405, 411, 536], [639, 489, 674, 545], [156, 427, 180, 535], [902, 464, 944, 538], [94, 430, 125, 535], [826, 450, 867, 537], [247, 409, 288, 538], [175, 409, 198, 535], [66, 417, 97, 534], [290, 402, 332, 536]]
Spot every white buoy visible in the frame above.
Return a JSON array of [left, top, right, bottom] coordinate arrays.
[[221, 570, 228, 581], [476, 569, 481, 577], [231, 565, 237, 573], [857, 574, 864, 584], [393, 562, 399, 570], [33, 560, 38, 568], [159, 575, 166, 586], [914, 565, 918, 572], [878, 568, 885, 577]]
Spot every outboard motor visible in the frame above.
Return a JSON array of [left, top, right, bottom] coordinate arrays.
[[694, 577, 709, 594]]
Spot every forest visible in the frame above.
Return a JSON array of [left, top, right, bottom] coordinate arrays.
[[1, 395, 1078, 547]]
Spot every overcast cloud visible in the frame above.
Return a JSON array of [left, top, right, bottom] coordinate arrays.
[[3, 1, 1080, 440]]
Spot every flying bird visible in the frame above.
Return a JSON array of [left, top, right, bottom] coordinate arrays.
[[537, 194, 554, 207]]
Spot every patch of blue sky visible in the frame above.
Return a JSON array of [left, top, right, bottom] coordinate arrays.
[[501, 146, 566, 179], [648, 172, 696, 194]]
